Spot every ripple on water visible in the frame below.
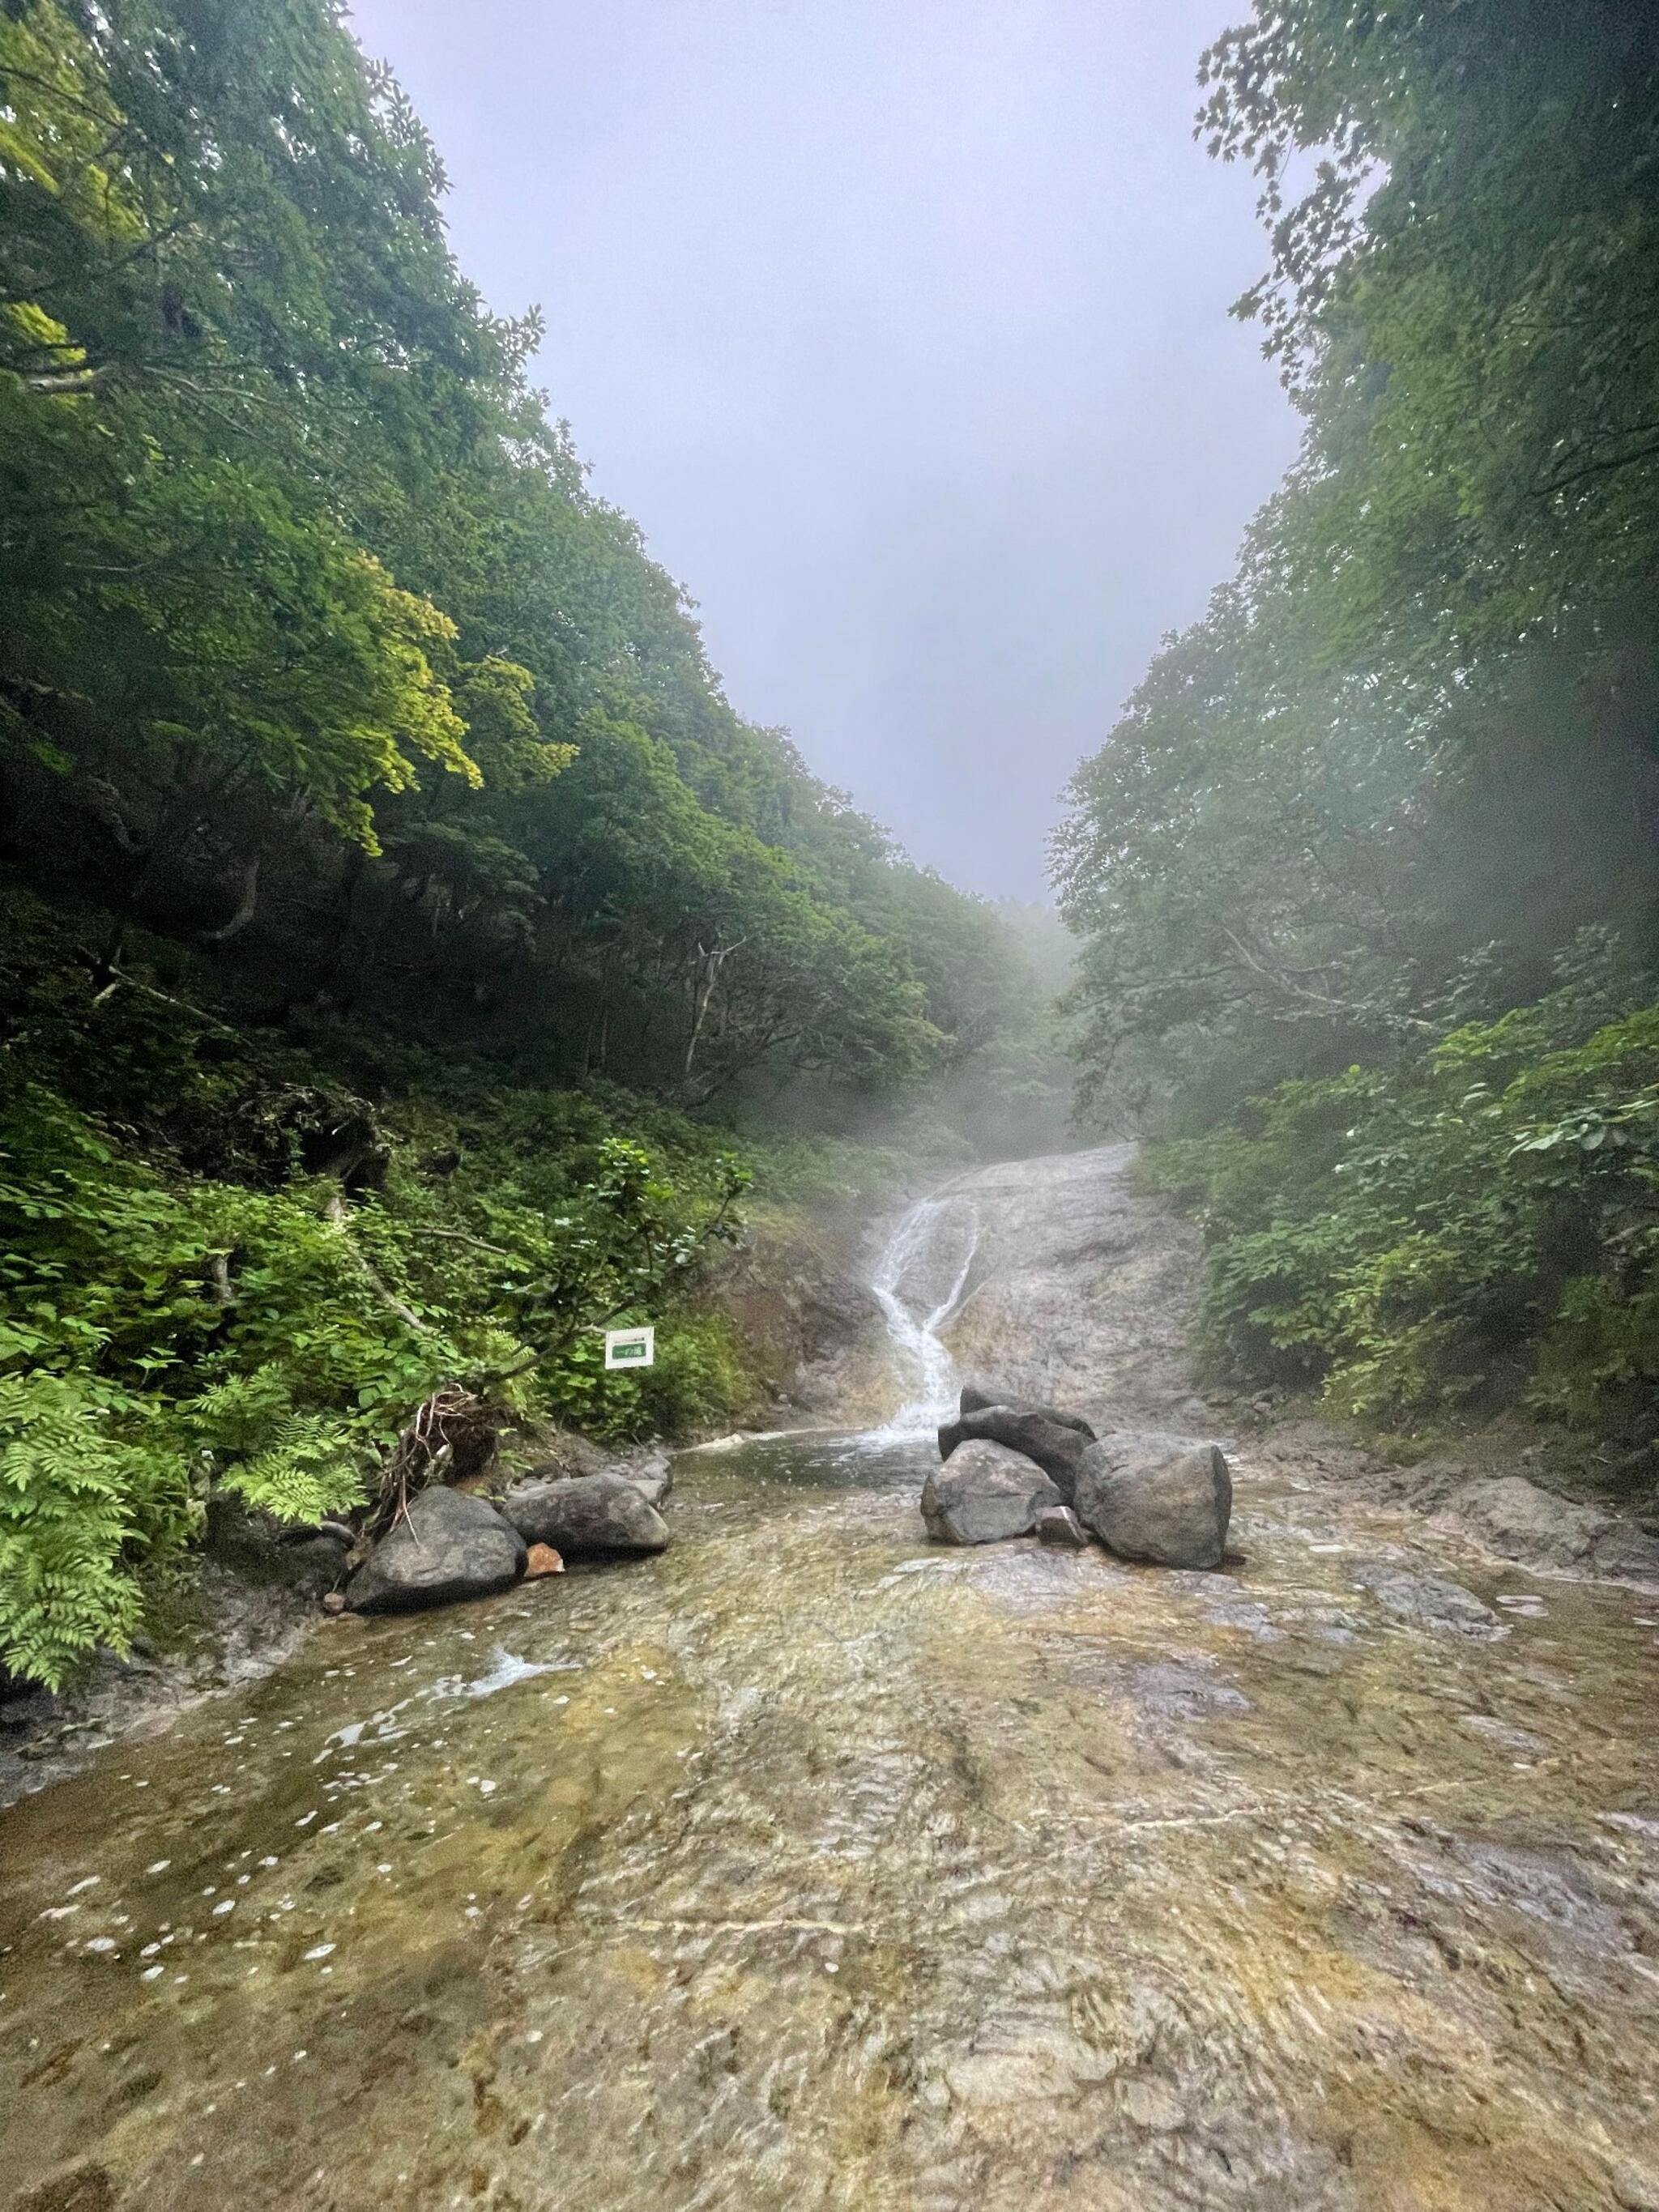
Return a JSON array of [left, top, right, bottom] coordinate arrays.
[[0, 1436, 1655, 2211]]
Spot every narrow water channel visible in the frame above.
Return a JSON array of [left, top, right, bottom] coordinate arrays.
[[2, 1153, 1657, 2212]]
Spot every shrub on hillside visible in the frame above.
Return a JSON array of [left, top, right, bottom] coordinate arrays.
[[0, 1063, 753, 1686], [1142, 997, 1659, 1437]]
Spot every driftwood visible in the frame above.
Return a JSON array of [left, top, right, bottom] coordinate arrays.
[[363, 1383, 504, 1548]]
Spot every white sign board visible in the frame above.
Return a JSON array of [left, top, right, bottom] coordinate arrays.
[[603, 1325, 655, 1370]]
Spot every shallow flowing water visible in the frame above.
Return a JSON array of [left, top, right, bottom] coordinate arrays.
[[2, 1154, 1658, 2211]]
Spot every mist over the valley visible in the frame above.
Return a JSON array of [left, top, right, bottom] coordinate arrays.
[[1, 33, 1657, 2195]]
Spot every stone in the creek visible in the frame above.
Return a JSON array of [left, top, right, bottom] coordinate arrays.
[[1613, 2158, 1659, 2212], [959, 1384, 1095, 1438], [1121, 2077, 1186, 2133], [1073, 1432, 1232, 1570], [523, 1542, 565, 1579], [1350, 1563, 1503, 1638], [517, 1447, 672, 1511], [940, 1405, 1093, 1502], [618, 1447, 673, 1510], [504, 1471, 670, 1558], [14, 2164, 119, 2212], [346, 1487, 526, 1615], [1036, 1504, 1090, 1549], [920, 1440, 1062, 1545]]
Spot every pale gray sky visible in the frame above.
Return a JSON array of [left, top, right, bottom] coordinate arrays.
[[347, 0, 1298, 898]]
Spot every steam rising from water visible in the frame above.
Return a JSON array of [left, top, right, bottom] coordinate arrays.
[[868, 1192, 979, 1437]]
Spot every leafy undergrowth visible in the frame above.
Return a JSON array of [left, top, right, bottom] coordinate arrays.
[[0, 900, 793, 1690], [1141, 989, 1659, 1451]]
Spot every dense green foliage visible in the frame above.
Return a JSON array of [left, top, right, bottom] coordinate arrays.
[[0, 0, 1043, 1103], [0, 0, 1068, 1685], [1056, 2, 1659, 1443], [0, 889, 768, 1685], [1145, 986, 1659, 1434]]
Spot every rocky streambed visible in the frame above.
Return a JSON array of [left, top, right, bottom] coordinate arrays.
[[2, 1146, 1657, 2212]]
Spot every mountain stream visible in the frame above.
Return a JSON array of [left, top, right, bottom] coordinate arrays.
[[2, 1148, 1656, 2211]]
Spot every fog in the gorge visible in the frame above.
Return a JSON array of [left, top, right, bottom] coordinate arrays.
[[344, 0, 1299, 899]]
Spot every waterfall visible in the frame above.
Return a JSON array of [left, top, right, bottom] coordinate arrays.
[[868, 1192, 979, 1436]]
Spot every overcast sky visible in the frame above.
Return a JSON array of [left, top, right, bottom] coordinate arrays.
[[346, 0, 1299, 901]]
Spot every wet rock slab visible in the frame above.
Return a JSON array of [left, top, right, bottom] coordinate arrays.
[[1429, 1474, 1659, 1583], [1350, 1562, 1505, 1637]]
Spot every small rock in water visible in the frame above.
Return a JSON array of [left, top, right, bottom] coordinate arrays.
[[1121, 2077, 1185, 2133], [1613, 2155, 1659, 2211], [1459, 1714, 1547, 1755], [320, 1592, 348, 1617], [618, 1448, 673, 1509], [1073, 1432, 1232, 1570], [523, 1543, 565, 1579], [524, 1446, 672, 1509], [1036, 1505, 1090, 1549], [921, 1441, 1061, 1545]]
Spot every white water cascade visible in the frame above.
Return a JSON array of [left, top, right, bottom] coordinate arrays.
[[868, 1191, 979, 1437]]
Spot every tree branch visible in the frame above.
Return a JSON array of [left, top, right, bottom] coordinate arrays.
[[324, 1192, 433, 1336]]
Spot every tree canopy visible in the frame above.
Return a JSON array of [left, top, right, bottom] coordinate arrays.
[[1, 0, 1042, 1106], [1057, 1, 1659, 1440], [0, 0, 1067, 1686], [1059, 0, 1659, 1117]]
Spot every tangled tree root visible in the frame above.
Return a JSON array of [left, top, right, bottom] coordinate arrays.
[[366, 1383, 504, 1545]]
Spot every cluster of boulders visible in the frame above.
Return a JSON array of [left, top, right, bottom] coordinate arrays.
[[343, 1455, 672, 1615], [920, 1385, 1232, 1569]]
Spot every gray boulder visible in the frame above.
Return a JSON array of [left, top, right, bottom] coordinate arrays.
[[939, 1405, 1093, 1502], [347, 1487, 526, 1615], [959, 1385, 1095, 1438], [921, 1440, 1062, 1545], [504, 1471, 670, 1557], [1036, 1505, 1090, 1549], [1073, 1432, 1232, 1570], [517, 1444, 672, 1510], [617, 1447, 673, 1511]]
